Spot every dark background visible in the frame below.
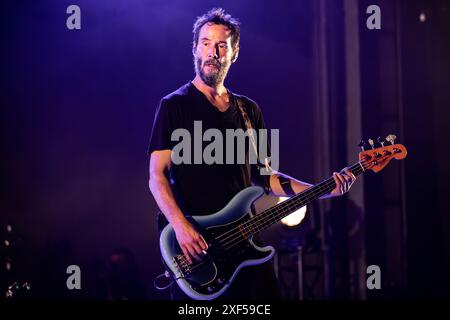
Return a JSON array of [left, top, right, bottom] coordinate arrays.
[[1, 0, 449, 299]]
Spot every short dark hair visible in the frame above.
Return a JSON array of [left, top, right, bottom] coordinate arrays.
[[192, 8, 240, 52]]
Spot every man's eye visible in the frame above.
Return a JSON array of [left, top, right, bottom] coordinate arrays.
[[219, 44, 227, 49]]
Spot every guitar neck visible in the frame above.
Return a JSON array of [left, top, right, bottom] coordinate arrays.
[[246, 161, 366, 236]]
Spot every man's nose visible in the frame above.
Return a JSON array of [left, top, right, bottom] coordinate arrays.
[[207, 44, 219, 59]]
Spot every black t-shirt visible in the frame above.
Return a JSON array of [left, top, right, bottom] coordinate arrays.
[[148, 82, 269, 216]]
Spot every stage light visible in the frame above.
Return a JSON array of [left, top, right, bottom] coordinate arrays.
[[278, 197, 307, 227], [419, 12, 426, 22]]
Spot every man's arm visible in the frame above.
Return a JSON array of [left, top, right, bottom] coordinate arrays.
[[149, 150, 208, 264], [268, 169, 356, 198]]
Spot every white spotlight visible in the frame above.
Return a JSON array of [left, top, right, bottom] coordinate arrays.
[[419, 12, 426, 22], [278, 197, 307, 227]]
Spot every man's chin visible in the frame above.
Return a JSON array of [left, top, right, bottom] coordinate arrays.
[[201, 75, 220, 87], [203, 66, 220, 75]]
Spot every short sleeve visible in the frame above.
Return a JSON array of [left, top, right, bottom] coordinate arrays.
[[147, 99, 177, 155]]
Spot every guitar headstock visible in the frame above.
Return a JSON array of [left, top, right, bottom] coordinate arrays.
[[358, 135, 407, 173]]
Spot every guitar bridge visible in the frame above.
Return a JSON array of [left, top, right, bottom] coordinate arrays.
[[173, 254, 192, 277]]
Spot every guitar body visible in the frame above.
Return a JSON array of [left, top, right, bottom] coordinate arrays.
[[159, 186, 275, 300]]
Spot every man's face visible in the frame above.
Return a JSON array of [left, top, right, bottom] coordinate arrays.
[[193, 23, 237, 87]]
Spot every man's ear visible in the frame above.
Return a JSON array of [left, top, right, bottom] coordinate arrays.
[[231, 47, 239, 63]]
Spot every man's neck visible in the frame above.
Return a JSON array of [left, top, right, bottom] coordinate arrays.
[[192, 75, 228, 99]]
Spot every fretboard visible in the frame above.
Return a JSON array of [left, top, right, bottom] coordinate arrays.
[[243, 161, 365, 236]]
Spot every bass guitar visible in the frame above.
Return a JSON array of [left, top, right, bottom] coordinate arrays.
[[159, 136, 407, 300]]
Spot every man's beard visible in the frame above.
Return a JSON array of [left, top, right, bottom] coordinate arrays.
[[194, 57, 230, 87]]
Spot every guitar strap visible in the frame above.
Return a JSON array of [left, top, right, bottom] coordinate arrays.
[[235, 97, 272, 195]]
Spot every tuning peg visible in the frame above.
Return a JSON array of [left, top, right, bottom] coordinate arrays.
[[368, 138, 375, 149], [377, 136, 385, 147], [358, 140, 366, 151], [386, 134, 397, 145]]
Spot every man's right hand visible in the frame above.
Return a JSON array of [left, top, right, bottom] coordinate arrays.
[[172, 219, 208, 265]]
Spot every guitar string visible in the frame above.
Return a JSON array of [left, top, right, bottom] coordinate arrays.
[[178, 167, 363, 273], [209, 163, 363, 253], [212, 161, 364, 245], [177, 149, 403, 274], [176, 161, 369, 272]]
